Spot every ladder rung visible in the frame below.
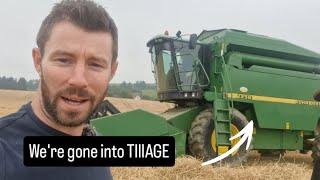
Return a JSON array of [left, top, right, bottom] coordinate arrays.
[[218, 131, 231, 134], [217, 143, 231, 146], [217, 119, 230, 122], [217, 108, 230, 111]]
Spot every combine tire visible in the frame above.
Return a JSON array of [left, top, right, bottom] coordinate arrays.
[[188, 108, 250, 165]]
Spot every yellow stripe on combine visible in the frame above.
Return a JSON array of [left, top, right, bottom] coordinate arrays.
[[225, 93, 320, 106]]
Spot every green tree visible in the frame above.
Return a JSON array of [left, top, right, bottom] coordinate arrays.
[[17, 78, 27, 90]]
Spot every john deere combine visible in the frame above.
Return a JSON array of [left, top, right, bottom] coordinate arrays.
[[91, 29, 320, 164]]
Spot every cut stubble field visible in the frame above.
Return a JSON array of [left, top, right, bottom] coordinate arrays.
[[0, 89, 313, 180]]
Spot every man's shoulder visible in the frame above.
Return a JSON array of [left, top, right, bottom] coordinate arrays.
[[0, 104, 29, 131], [0, 138, 4, 180]]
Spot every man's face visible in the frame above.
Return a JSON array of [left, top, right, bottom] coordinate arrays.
[[33, 21, 117, 127]]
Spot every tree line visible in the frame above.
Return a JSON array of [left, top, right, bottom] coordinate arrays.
[[0, 76, 39, 91], [108, 81, 157, 100], [0, 76, 157, 100]]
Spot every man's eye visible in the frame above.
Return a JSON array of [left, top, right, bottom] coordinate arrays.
[[56, 58, 71, 64], [89, 63, 104, 69]]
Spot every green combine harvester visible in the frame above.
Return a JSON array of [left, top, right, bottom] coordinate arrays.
[[91, 29, 320, 164]]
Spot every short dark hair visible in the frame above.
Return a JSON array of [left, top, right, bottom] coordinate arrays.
[[36, 0, 118, 62]]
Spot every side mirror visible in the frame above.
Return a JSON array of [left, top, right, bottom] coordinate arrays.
[[176, 30, 182, 38], [189, 34, 197, 49], [148, 46, 153, 53]]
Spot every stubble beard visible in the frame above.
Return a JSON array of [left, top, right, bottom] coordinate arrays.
[[40, 73, 107, 127]]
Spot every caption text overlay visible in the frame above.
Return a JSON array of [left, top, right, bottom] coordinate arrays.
[[24, 136, 175, 166]]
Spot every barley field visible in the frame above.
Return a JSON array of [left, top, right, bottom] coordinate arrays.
[[0, 89, 313, 180]]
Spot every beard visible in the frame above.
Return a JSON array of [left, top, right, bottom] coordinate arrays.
[[40, 73, 107, 127]]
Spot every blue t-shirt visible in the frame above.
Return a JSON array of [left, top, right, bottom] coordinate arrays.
[[0, 103, 112, 180]]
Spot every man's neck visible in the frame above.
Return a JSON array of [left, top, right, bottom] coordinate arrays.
[[31, 92, 84, 136]]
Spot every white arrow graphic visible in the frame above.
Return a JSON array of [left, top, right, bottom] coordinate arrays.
[[202, 121, 254, 166]]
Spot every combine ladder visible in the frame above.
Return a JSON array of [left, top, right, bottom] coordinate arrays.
[[213, 98, 232, 155], [212, 45, 234, 156]]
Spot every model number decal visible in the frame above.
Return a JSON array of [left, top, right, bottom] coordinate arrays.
[[225, 93, 320, 106]]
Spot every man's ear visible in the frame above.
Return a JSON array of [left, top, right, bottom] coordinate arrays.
[[109, 60, 118, 82], [32, 48, 42, 75]]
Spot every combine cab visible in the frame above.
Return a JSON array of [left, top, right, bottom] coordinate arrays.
[[92, 29, 320, 164]]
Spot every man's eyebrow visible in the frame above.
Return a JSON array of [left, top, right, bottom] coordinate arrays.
[[50, 50, 75, 57], [89, 56, 108, 64], [50, 49, 109, 64]]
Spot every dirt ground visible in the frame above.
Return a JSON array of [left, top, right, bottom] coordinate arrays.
[[0, 89, 314, 180]]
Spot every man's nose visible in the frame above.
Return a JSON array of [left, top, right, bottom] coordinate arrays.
[[68, 63, 88, 88]]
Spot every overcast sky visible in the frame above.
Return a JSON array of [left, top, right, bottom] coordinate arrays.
[[0, 0, 319, 83]]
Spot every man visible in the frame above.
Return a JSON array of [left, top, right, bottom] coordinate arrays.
[[312, 90, 320, 180], [0, 0, 118, 179]]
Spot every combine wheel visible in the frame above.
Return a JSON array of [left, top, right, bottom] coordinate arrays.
[[188, 108, 250, 165]]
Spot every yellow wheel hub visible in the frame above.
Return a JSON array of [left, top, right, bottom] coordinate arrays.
[[211, 124, 240, 156]]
